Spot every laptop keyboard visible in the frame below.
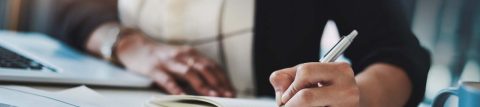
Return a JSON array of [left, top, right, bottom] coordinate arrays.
[[0, 46, 53, 71]]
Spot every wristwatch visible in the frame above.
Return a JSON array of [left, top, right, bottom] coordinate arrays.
[[99, 24, 121, 61]]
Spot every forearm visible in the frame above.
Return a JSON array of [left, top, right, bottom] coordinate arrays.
[[355, 63, 412, 107]]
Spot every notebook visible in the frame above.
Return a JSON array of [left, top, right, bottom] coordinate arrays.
[[145, 95, 276, 107]]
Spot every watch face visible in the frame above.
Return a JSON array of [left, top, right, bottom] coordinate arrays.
[[99, 26, 121, 60]]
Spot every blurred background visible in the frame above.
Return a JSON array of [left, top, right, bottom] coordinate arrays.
[[0, 0, 479, 106]]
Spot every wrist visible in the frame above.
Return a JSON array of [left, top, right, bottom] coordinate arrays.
[[108, 28, 140, 66], [113, 28, 154, 66]]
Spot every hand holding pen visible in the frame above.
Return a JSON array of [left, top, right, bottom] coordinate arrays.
[[270, 30, 359, 107]]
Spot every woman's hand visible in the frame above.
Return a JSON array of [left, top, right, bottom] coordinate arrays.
[[110, 29, 234, 97], [270, 62, 360, 107]]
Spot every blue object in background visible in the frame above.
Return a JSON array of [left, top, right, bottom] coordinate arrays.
[[432, 82, 480, 107]]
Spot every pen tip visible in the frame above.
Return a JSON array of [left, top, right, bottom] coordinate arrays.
[[347, 30, 358, 40], [349, 30, 358, 36]]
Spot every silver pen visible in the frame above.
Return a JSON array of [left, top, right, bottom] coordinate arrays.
[[320, 30, 358, 63]]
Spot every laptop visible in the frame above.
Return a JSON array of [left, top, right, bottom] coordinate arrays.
[[0, 31, 152, 88]]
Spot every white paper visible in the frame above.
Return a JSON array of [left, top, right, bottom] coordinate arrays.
[[55, 86, 115, 107], [0, 86, 96, 107]]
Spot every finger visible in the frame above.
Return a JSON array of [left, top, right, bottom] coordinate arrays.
[[196, 58, 235, 97], [171, 47, 228, 97], [191, 61, 224, 96], [208, 67, 235, 97], [281, 62, 353, 104], [185, 56, 228, 97], [150, 69, 184, 95], [284, 86, 359, 107], [284, 88, 331, 107], [192, 61, 219, 86], [269, 67, 296, 106], [209, 63, 236, 97], [185, 69, 217, 96], [163, 60, 214, 96]]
